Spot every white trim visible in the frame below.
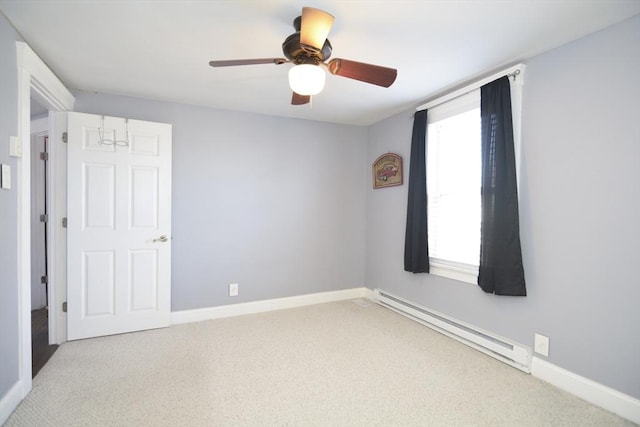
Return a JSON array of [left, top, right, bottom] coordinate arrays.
[[29, 120, 48, 312], [0, 381, 23, 426], [510, 67, 525, 191], [426, 88, 479, 123], [17, 43, 74, 112], [417, 63, 525, 112], [531, 357, 640, 424], [17, 65, 33, 397], [429, 260, 478, 285], [363, 287, 375, 300], [171, 287, 368, 325], [30, 116, 48, 133], [15, 41, 74, 402], [48, 112, 68, 344]]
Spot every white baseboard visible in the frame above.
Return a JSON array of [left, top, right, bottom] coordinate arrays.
[[171, 287, 369, 325], [0, 380, 23, 426], [363, 287, 375, 300], [531, 357, 640, 424]]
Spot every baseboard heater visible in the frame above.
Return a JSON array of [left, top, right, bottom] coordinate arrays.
[[373, 289, 532, 373]]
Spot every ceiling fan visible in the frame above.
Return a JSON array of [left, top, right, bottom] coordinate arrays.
[[208, 7, 398, 105]]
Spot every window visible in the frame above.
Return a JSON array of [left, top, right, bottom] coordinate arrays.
[[410, 64, 525, 283], [427, 90, 481, 283]]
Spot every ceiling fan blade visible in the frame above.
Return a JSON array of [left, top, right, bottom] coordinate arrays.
[[209, 58, 287, 67], [327, 59, 397, 88], [291, 92, 310, 105], [300, 7, 334, 52]]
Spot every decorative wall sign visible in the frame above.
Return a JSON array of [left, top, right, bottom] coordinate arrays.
[[373, 153, 403, 189]]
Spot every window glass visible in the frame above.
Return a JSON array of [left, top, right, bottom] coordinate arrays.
[[427, 89, 480, 281], [427, 108, 481, 267]]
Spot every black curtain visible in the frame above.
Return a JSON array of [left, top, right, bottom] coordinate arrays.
[[478, 76, 526, 296], [404, 109, 429, 273]]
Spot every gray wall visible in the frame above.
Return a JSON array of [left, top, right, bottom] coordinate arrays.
[[2, 7, 638, 414], [72, 93, 368, 311], [0, 13, 21, 401], [365, 15, 640, 399]]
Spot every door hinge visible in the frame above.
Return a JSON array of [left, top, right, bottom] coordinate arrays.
[[62, 132, 68, 143], [62, 217, 67, 228], [40, 152, 49, 161], [40, 213, 48, 223], [41, 275, 48, 284], [62, 301, 67, 313]]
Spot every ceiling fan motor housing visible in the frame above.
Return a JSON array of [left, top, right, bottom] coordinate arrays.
[[282, 16, 332, 64], [208, 7, 397, 107]]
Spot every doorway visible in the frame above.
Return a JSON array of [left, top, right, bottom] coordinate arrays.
[[30, 110, 58, 377], [15, 39, 74, 402]]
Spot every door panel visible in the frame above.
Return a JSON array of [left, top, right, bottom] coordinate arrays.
[[67, 112, 172, 340], [84, 250, 115, 316], [84, 163, 115, 228], [130, 166, 158, 228], [130, 249, 158, 311]]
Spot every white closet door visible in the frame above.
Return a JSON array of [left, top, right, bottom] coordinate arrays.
[[67, 112, 172, 340]]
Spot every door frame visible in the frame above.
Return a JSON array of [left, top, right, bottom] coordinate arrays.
[[30, 117, 48, 311], [16, 41, 74, 398]]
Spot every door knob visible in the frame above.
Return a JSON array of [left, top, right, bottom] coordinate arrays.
[[153, 235, 169, 243]]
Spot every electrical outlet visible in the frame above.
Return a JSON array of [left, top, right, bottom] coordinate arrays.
[[229, 283, 239, 297], [534, 333, 550, 357]]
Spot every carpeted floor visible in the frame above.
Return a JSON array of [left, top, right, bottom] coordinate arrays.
[[5, 300, 636, 426]]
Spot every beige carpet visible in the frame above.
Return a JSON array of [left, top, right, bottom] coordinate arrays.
[[5, 300, 635, 426]]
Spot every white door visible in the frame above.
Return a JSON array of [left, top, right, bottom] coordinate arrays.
[[67, 112, 172, 341], [30, 134, 47, 310]]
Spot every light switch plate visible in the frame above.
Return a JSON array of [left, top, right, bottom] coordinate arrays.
[[9, 136, 22, 157], [1, 164, 11, 189]]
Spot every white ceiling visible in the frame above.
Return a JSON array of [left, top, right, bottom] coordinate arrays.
[[2, 1, 639, 126]]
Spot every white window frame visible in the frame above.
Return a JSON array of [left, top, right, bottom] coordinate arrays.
[[416, 63, 525, 284]]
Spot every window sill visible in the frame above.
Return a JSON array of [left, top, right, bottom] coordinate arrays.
[[429, 258, 478, 285]]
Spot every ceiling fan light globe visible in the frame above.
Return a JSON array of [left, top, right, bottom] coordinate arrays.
[[288, 64, 325, 96]]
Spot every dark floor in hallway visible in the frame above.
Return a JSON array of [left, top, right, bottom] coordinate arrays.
[[31, 308, 58, 377]]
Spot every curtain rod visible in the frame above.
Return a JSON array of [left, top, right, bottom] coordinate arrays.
[[414, 63, 526, 113]]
